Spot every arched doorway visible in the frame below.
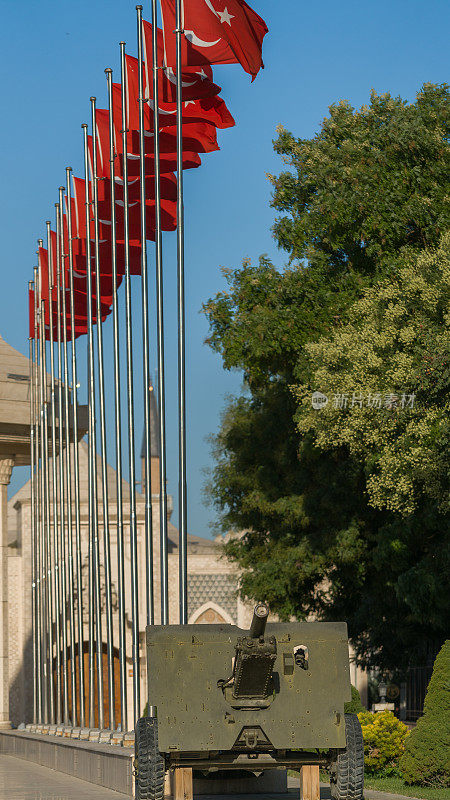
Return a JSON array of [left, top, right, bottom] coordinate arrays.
[[54, 644, 123, 729]]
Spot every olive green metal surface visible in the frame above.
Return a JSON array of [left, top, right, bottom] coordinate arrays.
[[146, 622, 351, 754]]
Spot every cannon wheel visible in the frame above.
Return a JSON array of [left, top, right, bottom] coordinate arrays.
[[135, 716, 165, 800], [330, 713, 364, 800]]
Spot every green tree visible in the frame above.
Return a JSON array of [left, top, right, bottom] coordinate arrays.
[[293, 238, 450, 666], [204, 84, 450, 673], [271, 84, 450, 269], [400, 641, 450, 786], [295, 237, 450, 516]]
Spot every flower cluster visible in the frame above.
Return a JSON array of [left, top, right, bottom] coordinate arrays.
[[358, 711, 410, 775]]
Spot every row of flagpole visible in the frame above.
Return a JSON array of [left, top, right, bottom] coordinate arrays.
[[27, 0, 267, 732], [28, 2, 185, 731]]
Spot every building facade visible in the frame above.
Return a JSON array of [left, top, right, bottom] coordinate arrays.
[[7, 437, 253, 729]]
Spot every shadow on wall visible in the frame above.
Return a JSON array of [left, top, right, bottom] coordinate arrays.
[[10, 632, 34, 727]]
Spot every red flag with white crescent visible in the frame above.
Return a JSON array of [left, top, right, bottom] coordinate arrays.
[[71, 240, 143, 277], [98, 174, 178, 204], [112, 80, 234, 133], [141, 26, 222, 101], [159, 0, 268, 79], [148, 93, 235, 130], [98, 195, 177, 239], [130, 120, 220, 156], [119, 150, 202, 179]]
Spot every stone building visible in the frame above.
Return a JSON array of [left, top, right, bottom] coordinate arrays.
[[8, 441, 252, 729]]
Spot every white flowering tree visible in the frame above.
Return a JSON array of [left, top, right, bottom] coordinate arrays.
[[295, 235, 450, 516]]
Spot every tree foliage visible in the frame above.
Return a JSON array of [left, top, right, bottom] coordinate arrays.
[[400, 641, 450, 786], [295, 236, 450, 516], [203, 84, 450, 673], [270, 84, 450, 269]]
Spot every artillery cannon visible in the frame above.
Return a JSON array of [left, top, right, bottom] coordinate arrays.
[[135, 605, 364, 800]]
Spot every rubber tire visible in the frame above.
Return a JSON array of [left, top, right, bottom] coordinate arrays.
[[330, 713, 364, 800], [135, 716, 165, 800]]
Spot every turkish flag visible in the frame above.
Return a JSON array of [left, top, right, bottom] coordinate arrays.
[[71, 270, 124, 303], [119, 149, 201, 178], [153, 94, 234, 129], [69, 176, 143, 272], [130, 120, 219, 156], [93, 113, 203, 178], [72, 241, 143, 277], [98, 173, 178, 204], [98, 196, 177, 239], [38, 246, 55, 304], [110, 53, 220, 143], [67, 290, 110, 320], [141, 25, 222, 102], [42, 287, 111, 338], [44, 316, 87, 341], [159, 0, 268, 79], [95, 108, 113, 177], [38, 244, 114, 326], [44, 305, 111, 339], [113, 78, 233, 135], [38, 248, 49, 298], [71, 177, 89, 238]]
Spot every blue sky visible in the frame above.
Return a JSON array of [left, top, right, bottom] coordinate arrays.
[[2, 0, 449, 538]]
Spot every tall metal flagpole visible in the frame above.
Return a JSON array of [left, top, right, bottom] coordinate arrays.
[[83, 144, 98, 731], [175, 0, 188, 624], [58, 189, 77, 725], [105, 68, 128, 731], [120, 40, 140, 721], [29, 284, 37, 725], [45, 220, 62, 725], [37, 296, 48, 723], [149, 0, 170, 627], [41, 293, 55, 722], [66, 167, 85, 728], [37, 247, 54, 722], [90, 99, 115, 731], [34, 263, 42, 724], [55, 204, 70, 725], [82, 122, 104, 731], [136, 4, 154, 630], [87, 404, 96, 728]]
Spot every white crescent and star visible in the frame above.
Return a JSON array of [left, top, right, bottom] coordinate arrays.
[[184, 30, 221, 48], [146, 100, 176, 117], [164, 67, 196, 88], [184, 1, 234, 50], [203, 0, 234, 25]]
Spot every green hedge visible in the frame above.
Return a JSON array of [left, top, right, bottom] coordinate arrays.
[[345, 685, 364, 713], [400, 640, 450, 787]]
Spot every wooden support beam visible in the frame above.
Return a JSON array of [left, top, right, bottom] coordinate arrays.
[[173, 768, 193, 800], [300, 765, 320, 800]]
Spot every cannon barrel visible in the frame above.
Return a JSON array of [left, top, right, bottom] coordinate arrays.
[[249, 603, 269, 639]]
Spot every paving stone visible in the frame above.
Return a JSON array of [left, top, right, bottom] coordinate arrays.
[[0, 753, 130, 799]]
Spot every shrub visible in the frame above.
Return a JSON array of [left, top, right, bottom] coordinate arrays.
[[358, 710, 409, 775], [345, 685, 364, 714], [400, 640, 450, 787]]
